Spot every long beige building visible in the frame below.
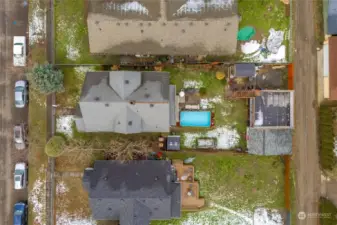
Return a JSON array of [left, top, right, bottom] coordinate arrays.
[[87, 0, 239, 55]]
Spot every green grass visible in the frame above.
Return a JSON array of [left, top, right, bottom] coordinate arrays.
[[320, 197, 337, 225], [152, 152, 285, 224], [28, 88, 48, 225], [56, 67, 89, 107], [167, 66, 248, 149], [238, 0, 290, 37], [54, 0, 120, 64]]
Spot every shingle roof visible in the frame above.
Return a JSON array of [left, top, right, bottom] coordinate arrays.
[[247, 128, 292, 155], [75, 71, 175, 133], [83, 160, 181, 224], [87, 0, 238, 55]]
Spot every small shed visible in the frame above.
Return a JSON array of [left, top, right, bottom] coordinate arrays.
[[233, 64, 256, 77], [167, 135, 180, 151]]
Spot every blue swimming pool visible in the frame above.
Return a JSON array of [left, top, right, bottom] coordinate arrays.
[[180, 111, 211, 127]]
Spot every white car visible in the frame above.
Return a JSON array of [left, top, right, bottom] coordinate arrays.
[[14, 163, 28, 190], [13, 36, 26, 67]]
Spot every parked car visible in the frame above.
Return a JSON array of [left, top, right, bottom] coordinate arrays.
[[13, 36, 26, 67], [14, 123, 27, 150], [14, 80, 28, 108], [14, 163, 27, 190], [13, 202, 27, 225]]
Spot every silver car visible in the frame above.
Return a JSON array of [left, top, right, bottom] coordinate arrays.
[[14, 162, 28, 190], [15, 80, 28, 108], [14, 123, 27, 150]]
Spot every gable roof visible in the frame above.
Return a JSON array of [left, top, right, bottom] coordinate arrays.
[[75, 71, 176, 133], [87, 0, 238, 55], [247, 128, 292, 155], [83, 160, 181, 224]]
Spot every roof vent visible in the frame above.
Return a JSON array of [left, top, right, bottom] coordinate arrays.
[[94, 97, 100, 101], [105, 103, 109, 107], [130, 101, 135, 105], [150, 104, 154, 108], [125, 80, 129, 84], [128, 121, 132, 126], [108, 207, 112, 211], [103, 176, 108, 181], [154, 176, 159, 181], [144, 93, 150, 98]]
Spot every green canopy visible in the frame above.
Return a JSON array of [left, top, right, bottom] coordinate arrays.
[[237, 26, 256, 41]]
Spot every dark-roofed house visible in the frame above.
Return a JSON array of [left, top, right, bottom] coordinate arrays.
[[75, 71, 176, 133], [83, 160, 181, 224], [87, 0, 238, 55], [247, 128, 292, 155], [249, 90, 294, 128]]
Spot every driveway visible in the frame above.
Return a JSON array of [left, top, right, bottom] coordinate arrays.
[[0, 0, 29, 224]]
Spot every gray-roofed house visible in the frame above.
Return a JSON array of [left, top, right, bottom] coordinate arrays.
[[75, 71, 176, 133], [247, 128, 292, 155], [87, 0, 238, 55], [83, 160, 181, 224]]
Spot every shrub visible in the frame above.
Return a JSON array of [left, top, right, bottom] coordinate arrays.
[[320, 197, 337, 225], [319, 106, 337, 170], [199, 87, 207, 96], [45, 135, 66, 157], [28, 64, 64, 94]]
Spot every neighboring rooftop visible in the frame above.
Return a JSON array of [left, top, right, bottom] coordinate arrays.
[[87, 0, 238, 55], [328, 0, 337, 35], [83, 160, 181, 224], [75, 71, 176, 133], [250, 91, 294, 128], [247, 128, 292, 155], [329, 36, 337, 100]]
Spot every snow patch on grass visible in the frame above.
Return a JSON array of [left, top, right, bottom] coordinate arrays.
[[56, 180, 69, 195], [176, 0, 234, 15], [29, 0, 46, 45], [254, 208, 283, 225], [29, 165, 46, 225], [56, 212, 97, 225], [180, 206, 283, 225], [183, 126, 239, 149], [66, 45, 80, 61], [56, 116, 74, 137], [183, 80, 203, 88], [200, 95, 222, 109]]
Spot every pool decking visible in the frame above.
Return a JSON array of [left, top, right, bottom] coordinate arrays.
[[173, 160, 205, 210]]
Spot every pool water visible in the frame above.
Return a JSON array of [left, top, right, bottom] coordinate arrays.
[[180, 111, 211, 127]]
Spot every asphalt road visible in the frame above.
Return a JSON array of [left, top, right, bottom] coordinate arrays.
[[293, 0, 321, 225], [0, 0, 29, 224]]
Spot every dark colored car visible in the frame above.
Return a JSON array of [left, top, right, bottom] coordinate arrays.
[[13, 202, 27, 225]]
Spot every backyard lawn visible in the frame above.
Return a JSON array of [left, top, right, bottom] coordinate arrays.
[[151, 152, 285, 225], [166, 66, 248, 149], [238, 0, 290, 37]]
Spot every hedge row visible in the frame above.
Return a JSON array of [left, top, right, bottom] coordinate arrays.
[[319, 106, 336, 170]]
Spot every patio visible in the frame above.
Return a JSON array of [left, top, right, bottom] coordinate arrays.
[[173, 160, 205, 210]]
